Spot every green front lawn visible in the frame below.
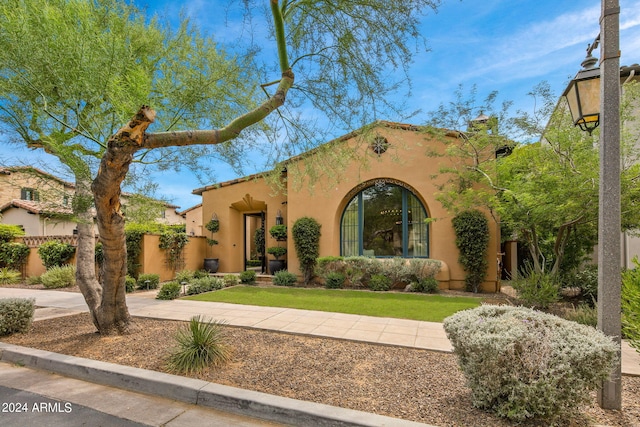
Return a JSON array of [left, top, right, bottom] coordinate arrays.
[[183, 286, 481, 322]]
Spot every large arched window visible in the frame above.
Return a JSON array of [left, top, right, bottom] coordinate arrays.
[[341, 182, 429, 257]]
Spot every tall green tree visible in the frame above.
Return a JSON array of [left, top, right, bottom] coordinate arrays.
[[428, 82, 640, 276], [0, 0, 440, 334]]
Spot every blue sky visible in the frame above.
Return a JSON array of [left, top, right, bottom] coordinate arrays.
[[2, 0, 640, 210]]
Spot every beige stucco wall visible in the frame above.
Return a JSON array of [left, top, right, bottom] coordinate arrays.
[[200, 178, 287, 273], [199, 124, 501, 292], [185, 205, 203, 236], [137, 234, 208, 282]]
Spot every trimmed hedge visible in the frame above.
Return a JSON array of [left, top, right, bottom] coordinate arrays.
[[444, 305, 617, 422]]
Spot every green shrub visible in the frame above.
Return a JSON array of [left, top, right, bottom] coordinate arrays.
[[167, 315, 231, 374], [269, 224, 287, 240], [159, 230, 189, 270], [622, 258, 640, 351], [37, 240, 76, 269], [186, 277, 224, 295], [175, 269, 195, 284], [292, 217, 321, 284], [452, 209, 489, 293], [26, 275, 42, 286], [239, 270, 256, 285], [511, 266, 560, 309], [125, 275, 136, 293], [223, 274, 239, 287], [193, 269, 209, 279], [0, 268, 22, 285], [443, 305, 617, 423], [0, 224, 25, 242], [136, 273, 160, 290], [344, 256, 376, 288], [562, 264, 598, 305], [0, 298, 35, 336], [563, 304, 598, 327], [368, 274, 391, 291], [0, 242, 30, 270], [273, 270, 298, 287], [411, 277, 439, 293], [315, 256, 345, 276], [41, 265, 76, 288], [324, 272, 345, 289], [156, 281, 182, 300], [406, 258, 442, 282]]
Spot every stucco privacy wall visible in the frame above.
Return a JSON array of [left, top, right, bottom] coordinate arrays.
[[138, 234, 208, 282], [199, 122, 501, 292], [16, 235, 207, 282]]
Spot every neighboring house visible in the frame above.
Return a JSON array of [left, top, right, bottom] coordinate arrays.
[[0, 166, 185, 235], [180, 203, 203, 236], [193, 121, 502, 292], [0, 166, 81, 236]]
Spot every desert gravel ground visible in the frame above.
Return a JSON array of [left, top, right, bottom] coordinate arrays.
[[2, 285, 640, 426]]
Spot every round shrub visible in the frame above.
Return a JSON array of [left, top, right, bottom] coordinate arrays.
[[136, 273, 160, 290], [411, 277, 439, 293], [239, 270, 256, 285], [0, 242, 30, 270], [157, 281, 182, 300], [0, 298, 35, 336], [223, 274, 239, 287], [273, 270, 298, 287], [443, 305, 618, 423], [324, 272, 345, 289], [368, 274, 391, 291], [38, 240, 76, 269], [41, 265, 76, 288]]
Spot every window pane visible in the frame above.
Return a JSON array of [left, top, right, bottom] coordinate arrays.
[[407, 193, 428, 257], [362, 185, 403, 256], [341, 196, 359, 256]]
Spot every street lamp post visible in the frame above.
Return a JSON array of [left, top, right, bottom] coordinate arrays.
[[562, 0, 621, 410], [597, 0, 621, 410]]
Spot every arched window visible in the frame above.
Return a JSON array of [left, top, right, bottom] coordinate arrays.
[[341, 182, 429, 257]]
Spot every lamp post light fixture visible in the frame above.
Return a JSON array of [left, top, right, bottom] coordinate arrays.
[[562, 0, 621, 410], [562, 39, 601, 135]]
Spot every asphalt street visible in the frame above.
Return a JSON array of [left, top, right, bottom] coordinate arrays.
[[0, 384, 151, 427]]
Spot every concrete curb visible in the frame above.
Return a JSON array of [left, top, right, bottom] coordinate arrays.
[[0, 343, 434, 427]]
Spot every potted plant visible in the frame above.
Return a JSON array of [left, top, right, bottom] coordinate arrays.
[[267, 246, 287, 275], [269, 224, 287, 241], [203, 215, 220, 273]]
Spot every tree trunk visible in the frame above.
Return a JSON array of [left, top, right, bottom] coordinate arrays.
[[90, 107, 156, 334], [74, 177, 103, 330]]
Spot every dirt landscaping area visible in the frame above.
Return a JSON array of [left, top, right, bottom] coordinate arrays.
[[2, 285, 640, 426]]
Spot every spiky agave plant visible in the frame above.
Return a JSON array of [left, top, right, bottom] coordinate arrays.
[[167, 315, 231, 374]]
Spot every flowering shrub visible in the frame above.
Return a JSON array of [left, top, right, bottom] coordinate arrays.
[[443, 305, 617, 422]]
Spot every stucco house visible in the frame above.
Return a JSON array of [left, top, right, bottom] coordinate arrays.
[[194, 121, 502, 292], [0, 166, 185, 235]]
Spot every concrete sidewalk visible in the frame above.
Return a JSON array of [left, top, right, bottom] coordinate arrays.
[[0, 287, 639, 376]]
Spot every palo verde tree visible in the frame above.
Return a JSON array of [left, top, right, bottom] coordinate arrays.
[[0, 0, 440, 334]]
